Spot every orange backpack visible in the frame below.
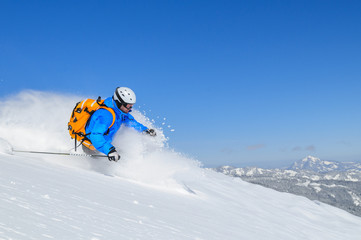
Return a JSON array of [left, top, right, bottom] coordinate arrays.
[[68, 97, 116, 151]]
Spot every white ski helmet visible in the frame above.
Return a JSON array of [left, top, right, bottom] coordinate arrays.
[[113, 87, 136, 108]]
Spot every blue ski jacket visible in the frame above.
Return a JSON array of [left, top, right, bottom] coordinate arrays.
[[85, 97, 148, 155]]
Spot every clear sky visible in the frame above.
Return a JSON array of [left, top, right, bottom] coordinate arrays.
[[1, 0, 360, 168]]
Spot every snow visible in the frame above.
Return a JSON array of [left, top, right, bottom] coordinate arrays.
[[296, 180, 311, 187], [348, 191, 361, 206], [310, 183, 322, 193], [0, 138, 12, 154], [310, 175, 321, 181], [284, 170, 297, 177], [345, 175, 359, 182], [1, 91, 361, 240], [325, 174, 341, 180]]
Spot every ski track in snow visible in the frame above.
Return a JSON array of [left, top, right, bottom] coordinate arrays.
[[0, 91, 361, 240]]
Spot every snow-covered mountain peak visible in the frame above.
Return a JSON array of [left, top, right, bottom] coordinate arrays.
[[303, 155, 320, 163], [289, 156, 341, 173], [288, 156, 361, 173]]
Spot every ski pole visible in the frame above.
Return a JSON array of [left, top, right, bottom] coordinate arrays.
[[12, 149, 108, 158]]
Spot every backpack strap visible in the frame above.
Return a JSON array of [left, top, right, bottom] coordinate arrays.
[[95, 96, 116, 129], [99, 106, 116, 129]]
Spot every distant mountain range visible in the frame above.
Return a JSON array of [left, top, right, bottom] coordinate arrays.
[[289, 155, 361, 173], [213, 156, 361, 217]]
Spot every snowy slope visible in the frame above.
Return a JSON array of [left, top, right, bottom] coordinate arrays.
[[1, 91, 361, 240]]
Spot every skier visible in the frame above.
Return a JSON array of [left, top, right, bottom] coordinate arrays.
[[83, 87, 156, 161]]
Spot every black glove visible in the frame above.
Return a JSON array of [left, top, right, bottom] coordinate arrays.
[[107, 147, 120, 162], [144, 128, 156, 137]]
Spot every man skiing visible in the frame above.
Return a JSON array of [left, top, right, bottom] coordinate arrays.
[[83, 87, 156, 162]]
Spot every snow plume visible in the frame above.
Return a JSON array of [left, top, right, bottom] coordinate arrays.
[[0, 90, 77, 152], [0, 90, 202, 192], [111, 128, 202, 192]]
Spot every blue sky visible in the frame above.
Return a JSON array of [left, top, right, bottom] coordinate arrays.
[[1, 0, 360, 168]]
